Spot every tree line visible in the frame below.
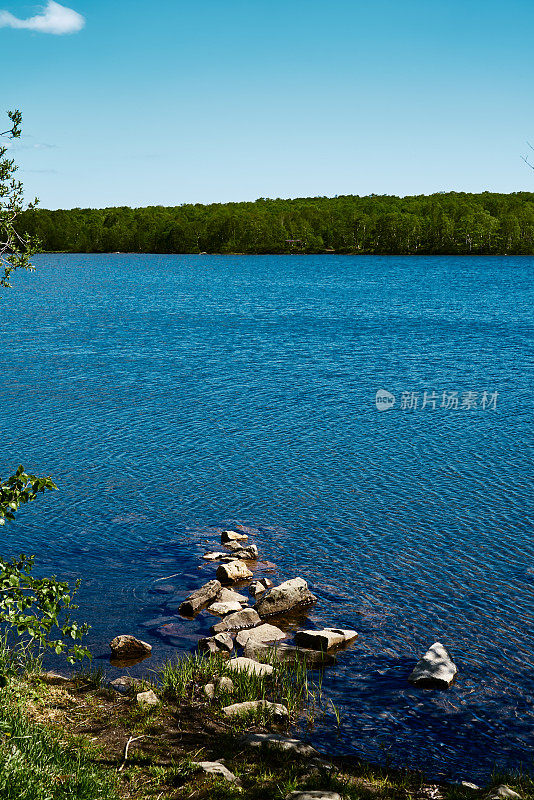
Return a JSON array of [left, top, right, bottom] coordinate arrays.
[[18, 191, 534, 255]]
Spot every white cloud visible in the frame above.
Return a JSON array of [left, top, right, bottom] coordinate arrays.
[[0, 1, 85, 34]]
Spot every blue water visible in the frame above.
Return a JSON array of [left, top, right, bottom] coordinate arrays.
[[0, 254, 532, 781]]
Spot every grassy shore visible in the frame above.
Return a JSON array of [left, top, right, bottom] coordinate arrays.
[[0, 648, 532, 800]]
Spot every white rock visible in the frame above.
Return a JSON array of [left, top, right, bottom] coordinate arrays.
[[212, 607, 261, 633], [217, 676, 234, 693], [236, 623, 287, 648], [286, 793, 341, 800], [408, 642, 457, 689], [294, 628, 358, 651], [136, 689, 160, 707], [202, 551, 229, 561], [255, 577, 316, 617], [222, 699, 288, 719], [225, 656, 273, 677], [249, 579, 271, 597], [203, 682, 215, 698], [221, 530, 248, 543], [244, 733, 318, 757], [486, 787, 522, 800], [192, 760, 241, 785], [219, 587, 249, 604], [231, 545, 259, 560], [208, 600, 243, 616], [198, 632, 234, 654], [216, 559, 253, 584]]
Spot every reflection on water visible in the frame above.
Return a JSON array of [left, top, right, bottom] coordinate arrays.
[[0, 253, 532, 781]]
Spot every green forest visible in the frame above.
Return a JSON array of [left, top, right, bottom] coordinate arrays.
[[18, 191, 534, 255]]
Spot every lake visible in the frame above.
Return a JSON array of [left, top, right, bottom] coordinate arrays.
[[0, 253, 532, 781]]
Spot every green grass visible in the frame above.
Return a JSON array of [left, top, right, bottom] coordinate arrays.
[[0, 688, 119, 800], [158, 649, 313, 725]]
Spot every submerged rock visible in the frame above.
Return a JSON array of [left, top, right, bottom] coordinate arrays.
[[408, 642, 457, 689], [294, 628, 358, 651], [212, 607, 261, 633], [225, 656, 273, 677], [216, 559, 253, 584], [109, 635, 152, 659], [255, 578, 317, 617], [179, 580, 222, 616], [222, 699, 287, 719], [243, 640, 336, 666], [236, 623, 287, 648]]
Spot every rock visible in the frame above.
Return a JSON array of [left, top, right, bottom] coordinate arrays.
[[486, 787, 522, 800], [109, 676, 138, 694], [249, 578, 273, 597], [203, 682, 215, 698], [222, 699, 288, 719], [198, 632, 234, 654], [236, 623, 288, 648], [286, 793, 341, 800], [459, 782, 481, 791], [221, 530, 248, 543], [110, 635, 152, 658], [136, 689, 160, 707], [192, 760, 241, 785], [214, 632, 235, 650], [216, 560, 253, 584], [231, 544, 259, 560], [202, 551, 229, 561], [294, 628, 358, 651], [225, 540, 244, 551], [219, 587, 249, 604], [255, 578, 317, 617], [179, 580, 222, 616], [225, 656, 273, 677], [38, 671, 71, 685], [217, 676, 234, 693], [212, 607, 261, 633], [243, 641, 336, 666], [243, 733, 319, 757], [208, 600, 244, 616], [408, 642, 457, 689]]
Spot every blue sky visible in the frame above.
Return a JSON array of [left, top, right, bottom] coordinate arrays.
[[2, 0, 534, 209]]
